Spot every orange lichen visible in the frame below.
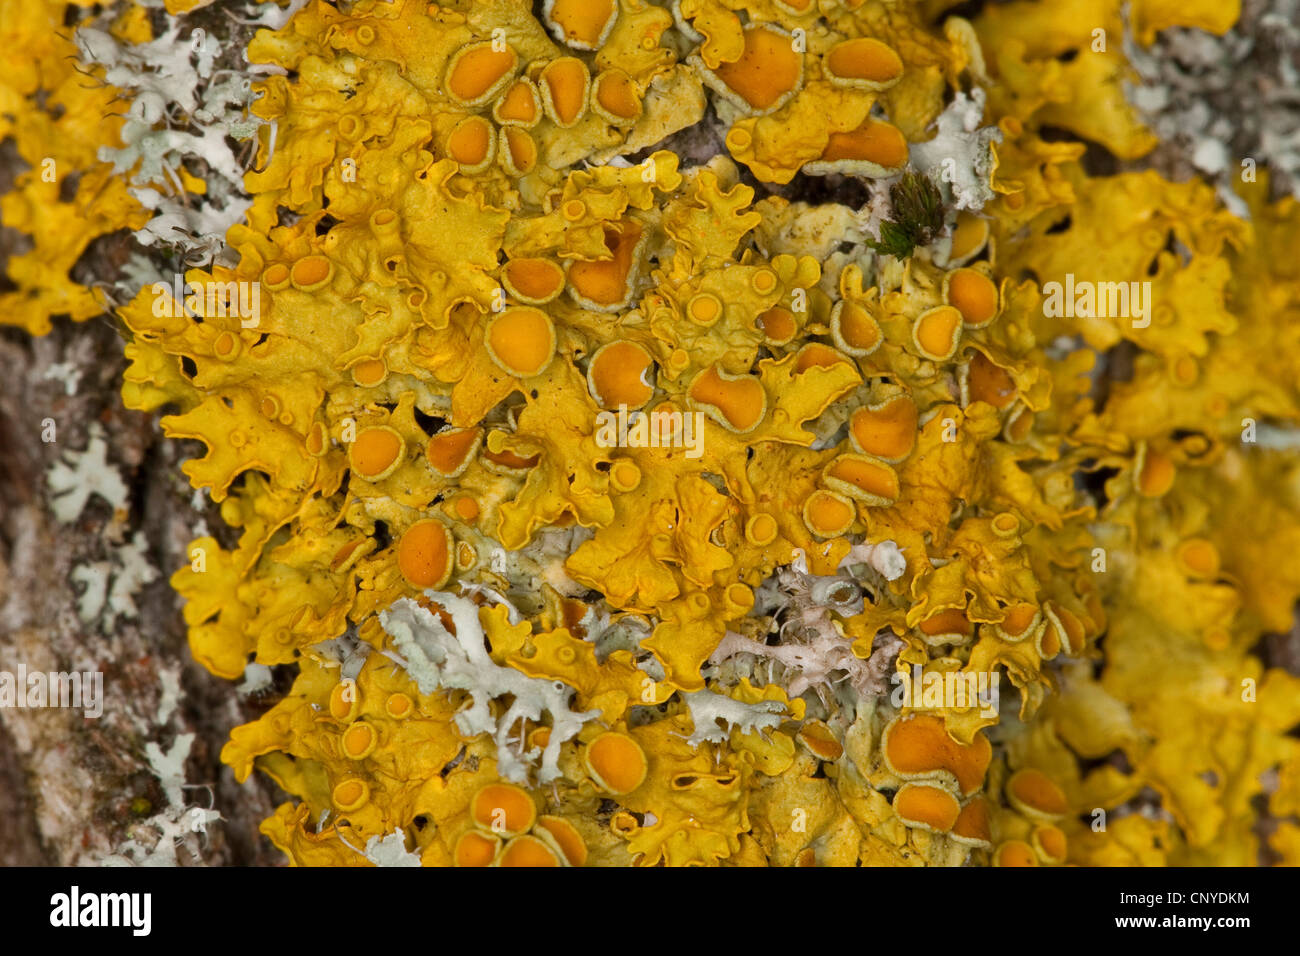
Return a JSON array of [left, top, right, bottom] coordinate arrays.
[[758, 305, 797, 344], [892, 783, 961, 833], [535, 815, 588, 866], [686, 292, 724, 326], [396, 520, 453, 589], [994, 840, 1039, 867], [385, 693, 413, 719], [723, 583, 755, 619], [1031, 824, 1068, 864], [609, 460, 642, 493], [502, 257, 565, 305], [797, 720, 844, 761], [709, 25, 802, 114], [341, 721, 377, 760], [584, 732, 648, 795], [499, 127, 539, 176], [966, 351, 1017, 408], [426, 427, 482, 477], [811, 119, 909, 176], [745, 513, 779, 546], [448, 115, 496, 173], [592, 69, 642, 124], [331, 779, 370, 812], [472, 782, 537, 837], [849, 396, 918, 462], [349, 426, 404, 481], [823, 454, 900, 506], [824, 38, 905, 91], [945, 269, 1000, 327], [540, 57, 591, 128], [1043, 602, 1086, 657], [100, 0, 1300, 875], [588, 341, 655, 409], [794, 343, 853, 374], [493, 78, 542, 127], [881, 715, 992, 796], [688, 365, 767, 433], [830, 301, 883, 356], [482, 441, 541, 472], [329, 681, 361, 722], [455, 830, 500, 867], [918, 608, 973, 645], [912, 306, 964, 360], [991, 513, 1020, 537], [1137, 447, 1176, 496], [351, 359, 388, 387], [802, 489, 856, 538], [1006, 769, 1069, 821], [543, 0, 618, 50], [951, 797, 993, 848], [567, 220, 644, 311], [291, 255, 332, 290], [498, 834, 561, 866], [1176, 538, 1220, 578], [996, 603, 1041, 642], [486, 307, 557, 378], [445, 42, 518, 107], [948, 213, 991, 264]]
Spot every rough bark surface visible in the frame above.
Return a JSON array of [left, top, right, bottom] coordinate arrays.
[[0, 315, 284, 866]]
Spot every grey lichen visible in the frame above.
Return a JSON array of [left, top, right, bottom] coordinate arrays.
[[46, 423, 130, 523], [75, 6, 275, 267], [907, 88, 1003, 214], [378, 591, 600, 784], [357, 829, 422, 867], [680, 689, 787, 746], [1124, 0, 1300, 212], [708, 546, 905, 705]]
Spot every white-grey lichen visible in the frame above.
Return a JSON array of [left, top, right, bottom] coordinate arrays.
[[310, 631, 370, 683], [71, 534, 158, 633], [709, 624, 901, 704], [236, 661, 274, 696], [103, 733, 221, 867], [145, 732, 195, 808], [155, 666, 182, 727], [680, 688, 787, 746], [709, 547, 905, 703], [838, 540, 907, 582], [1252, 423, 1300, 449], [1124, 0, 1300, 212], [358, 829, 422, 867], [76, 7, 272, 267], [379, 592, 600, 784], [42, 362, 82, 396], [47, 423, 130, 523], [907, 88, 1003, 213]]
